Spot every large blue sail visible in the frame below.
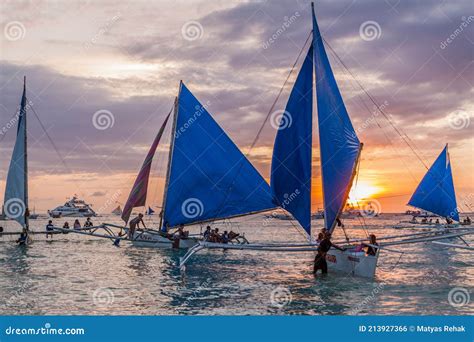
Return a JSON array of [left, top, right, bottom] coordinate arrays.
[[4, 77, 28, 228], [270, 45, 314, 235], [312, 4, 361, 233], [162, 83, 275, 227], [408, 145, 459, 221]]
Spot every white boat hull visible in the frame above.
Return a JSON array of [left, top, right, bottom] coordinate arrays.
[[325, 248, 379, 278], [131, 231, 200, 249]]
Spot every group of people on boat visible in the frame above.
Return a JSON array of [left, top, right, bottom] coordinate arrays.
[[44, 218, 95, 239], [202, 226, 234, 243]]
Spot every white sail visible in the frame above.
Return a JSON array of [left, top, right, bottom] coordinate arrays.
[[4, 77, 28, 228]]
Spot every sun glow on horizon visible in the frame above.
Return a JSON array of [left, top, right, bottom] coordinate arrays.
[[347, 180, 382, 205]]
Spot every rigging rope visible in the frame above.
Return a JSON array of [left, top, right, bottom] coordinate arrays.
[[322, 38, 430, 171]]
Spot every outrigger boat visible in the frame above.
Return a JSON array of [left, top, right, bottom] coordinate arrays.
[[53, 82, 273, 248], [396, 144, 472, 229], [179, 3, 473, 278]]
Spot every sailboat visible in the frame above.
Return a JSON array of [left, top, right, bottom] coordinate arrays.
[[111, 205, 122, 216], [407, 144, 460, 227], [3, 77, 32, 245], [58, 82, 275, 249], [145, 206, 155, 215], [122, 82, 275, 248], [179, 3, 473, 277]]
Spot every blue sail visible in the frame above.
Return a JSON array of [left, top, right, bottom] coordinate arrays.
[[312, 4, 361, 233], [162, 83, 275, 227], [408, 145, 459, 221], [4, 78, 28, 228], [146, 206, 155, 215], [270, 45, 314, 235]]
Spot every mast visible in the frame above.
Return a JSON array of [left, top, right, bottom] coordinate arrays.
[[22, 76, 29, 232], [159, 82, 181, 228]]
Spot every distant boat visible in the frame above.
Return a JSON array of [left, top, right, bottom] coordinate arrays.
[[145, 206, 155, 215], [48, 196, 96, 218], [111, 205, 122, 216], [408, 144, 459, 224]]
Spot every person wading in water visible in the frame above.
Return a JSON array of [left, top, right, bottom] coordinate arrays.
[[313, 231, 345, 276]]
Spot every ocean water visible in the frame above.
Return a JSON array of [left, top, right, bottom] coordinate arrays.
[[0, 214, 472, 315]]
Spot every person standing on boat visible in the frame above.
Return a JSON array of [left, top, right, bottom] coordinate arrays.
[[46, 220, 54, 239], [313, 231, 345, 276], [129, 213, 146, 240]]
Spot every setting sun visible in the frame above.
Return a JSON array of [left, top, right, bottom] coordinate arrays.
[[348, 180, 381, 205]]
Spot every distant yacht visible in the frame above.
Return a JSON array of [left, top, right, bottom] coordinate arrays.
[[48, 196, 96, 218]]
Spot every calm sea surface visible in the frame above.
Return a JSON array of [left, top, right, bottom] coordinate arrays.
[[0, 214, 472, 315]]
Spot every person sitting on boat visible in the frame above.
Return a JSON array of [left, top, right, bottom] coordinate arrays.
[[221, 231, 229, 244], [203, 226, 212, 240], [129, 213, 146, 240], [435, 218, 440, 224], [62, 221, 70, 234], [46, 220, 54, 238], [73, 219, 81, 230], [313, 231, 345, 276], [209, 228, 221, 243], [464, 217, 471, 224], [429, 218, 433, 224], [421, 218, 427, 224], [446, 217, 453, 224], [84, 217, 93, 228], [17, 229, 28, 246], [364, 234, 378, 256]]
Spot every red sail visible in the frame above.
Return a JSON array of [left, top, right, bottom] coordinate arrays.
[[121, 113, 170, 223]]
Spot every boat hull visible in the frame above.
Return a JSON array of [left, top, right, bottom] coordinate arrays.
[[131, 231, 200, 249], [325, 248, 379, 278]]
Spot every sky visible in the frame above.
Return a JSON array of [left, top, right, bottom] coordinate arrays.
[[0, 0, 473, 214]]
